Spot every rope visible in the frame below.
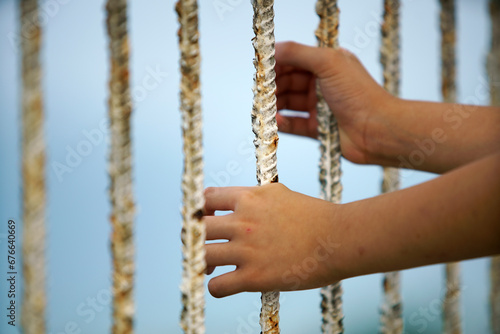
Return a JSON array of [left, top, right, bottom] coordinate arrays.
[[251, 0, 280, 332], [106, 1, 136, 332], [488, 2, 500, 333], [176, 1, 206, 333], [439, 1, 462, 333], [440, 0, 457, 104], [314, 1, 344, 333], [379, 1, 403, 333], [488, 0, 500, 106], [20, 0, 47, 333]]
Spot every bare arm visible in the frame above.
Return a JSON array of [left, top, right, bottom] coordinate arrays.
[[275, 42, 500, 174], [332, 151, 500, 280], [204, 152, 500, 297], [368, 99, 500, 173]]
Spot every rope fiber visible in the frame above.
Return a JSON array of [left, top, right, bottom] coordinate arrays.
[[314, 1, 344, 333], [379, 1, 403, 333], [251, 0, 281, 332], [176, 0, 206, 333], [439, 1, 462, 333], [20, 0, 47, 332], [106, 0, 136, 332]]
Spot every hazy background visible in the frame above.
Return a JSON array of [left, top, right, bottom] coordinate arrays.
[[0, 0, 494, 333]]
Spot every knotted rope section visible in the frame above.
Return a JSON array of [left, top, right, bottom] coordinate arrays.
[[251, 0, 280, 332], [106, 0, 136, 332], [379, 1, 403, 333], [20, 0, 47, 333], [176, 1, 206, 333], [314, 1, 344, 333]]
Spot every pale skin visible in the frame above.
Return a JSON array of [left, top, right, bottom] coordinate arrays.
[[204, 41, 500, 298]]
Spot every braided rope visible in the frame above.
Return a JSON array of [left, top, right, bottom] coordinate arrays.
[[379, 1, 403, 333], [20, 0, 47, 333], [488, 0, 500, 106], [106, 1, 136, 332], [176, 1, 206, 333], [439, 1, 462, 333], [440, 0, 457, 104], [489, 2, 500, 333], [314, 1, 344, 333], [251, 0, 280, 332]]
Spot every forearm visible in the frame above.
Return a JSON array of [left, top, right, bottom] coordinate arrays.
[[331, 151, 500, 281], [368, 98, 500, 173]]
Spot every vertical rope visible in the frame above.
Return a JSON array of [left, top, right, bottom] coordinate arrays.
[[314, 1, 344, 333], [488, 0, 500, 106], [488, 1, 500, 333], [440, 0, 457, 104], [20, 0, 47, 333], [251, 0, 280, 333], [379, 1, 403, 334], [439, 1, 462, 333], [176, 1, 206, 333], [106, 1, 136, 333]]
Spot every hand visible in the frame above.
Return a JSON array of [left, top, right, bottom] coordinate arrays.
[[275, 41, 394, 165], [203, 183, 342, 298]]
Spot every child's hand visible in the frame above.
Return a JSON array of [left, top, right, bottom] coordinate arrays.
[[275, 41, 394, 165], [203, 183, 342, 298]]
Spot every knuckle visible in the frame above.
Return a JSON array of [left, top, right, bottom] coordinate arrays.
[[338, 48, 361, 65], [240, 268, 260, 291], [238, 188, 258, 204], [204, 187, 216, 197], [279, 40, 296, 54]]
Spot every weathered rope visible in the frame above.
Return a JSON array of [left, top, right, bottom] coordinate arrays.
[[440, 0, 457, 104], [488, 0, 500, 106], [314, 1, 344, 333], [105, 1, 136, 332], [488, 1, 500, 333], [20, 0, 47, 333], [439, 1, 462, 333], [379, 1, 403, 333], [176, 1, 206, 333], [251, 0, 280, 332]]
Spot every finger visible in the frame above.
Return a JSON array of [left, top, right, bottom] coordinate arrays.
[[206, 266, 216, 275], [276, 70, 313, 95], [205, 215, 234, 241], [274, 64, 295, 77], [277, 92, 311, 111], [205, 242, 240, 267], [204, 186, 248, 214], [277, 113, 318, 139], [208, 269, 246, 298], [276, 41, 334, 78]]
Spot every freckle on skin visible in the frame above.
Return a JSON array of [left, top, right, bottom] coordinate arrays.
[[358, 246, 365, 256]]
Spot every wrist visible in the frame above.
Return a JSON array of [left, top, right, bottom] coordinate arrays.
[[320, 202, 355, 283], [364, 95, 410, 167]]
